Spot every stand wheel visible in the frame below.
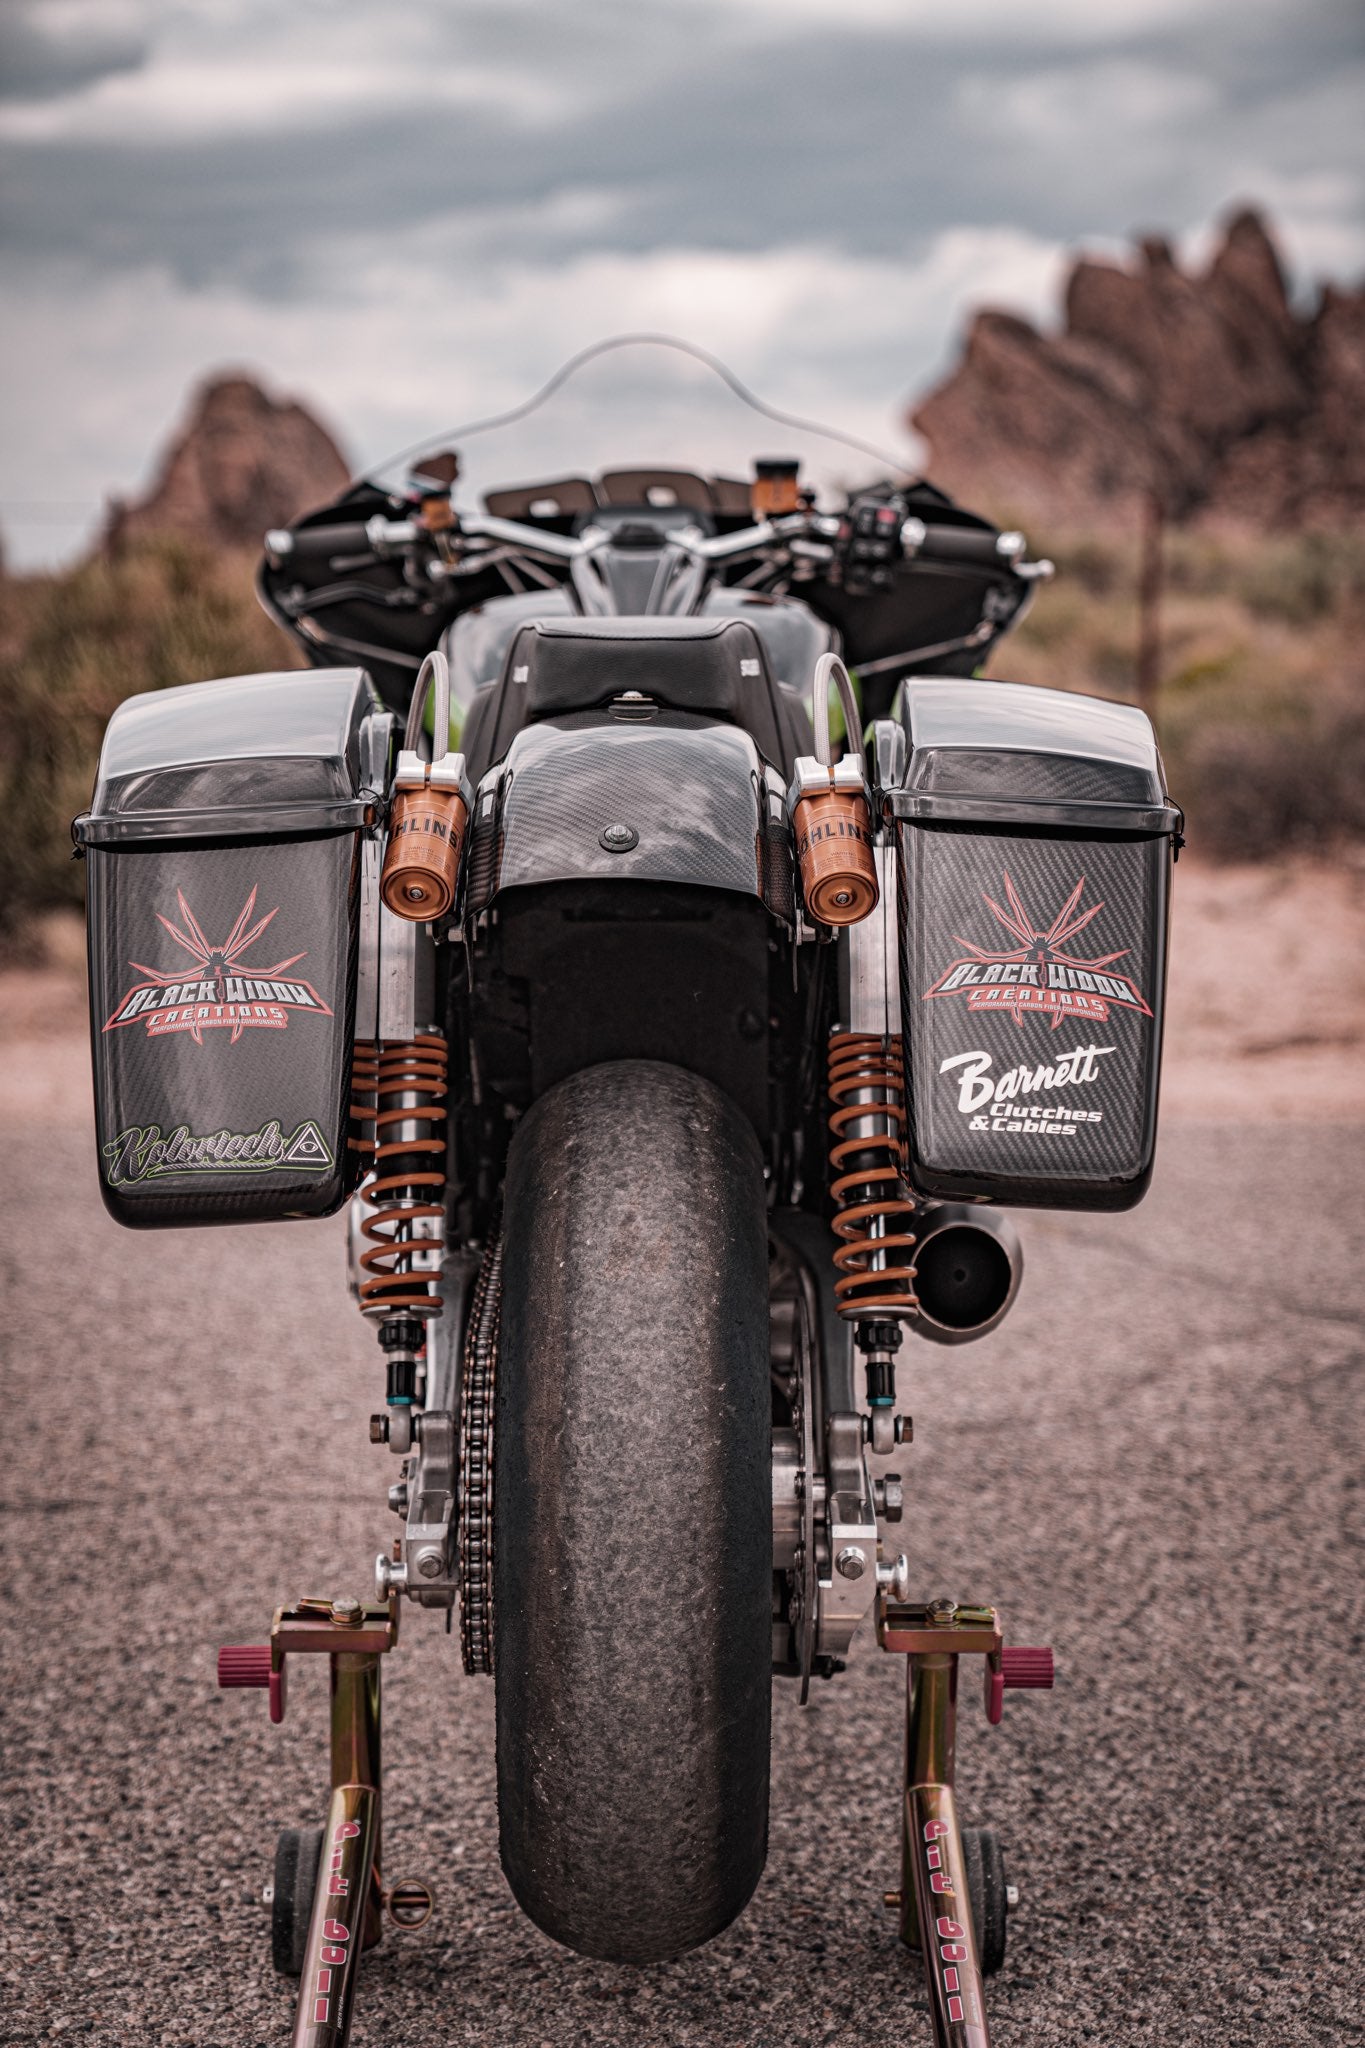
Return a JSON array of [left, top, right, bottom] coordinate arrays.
[[961, 1824, 1009, 1975], [271, 1825, 323, 1976]]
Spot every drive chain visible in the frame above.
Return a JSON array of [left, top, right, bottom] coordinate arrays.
[[457, 1230, 502, 1675]]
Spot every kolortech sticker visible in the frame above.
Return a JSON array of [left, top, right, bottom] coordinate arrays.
[[102, 1117, 335, 1187]]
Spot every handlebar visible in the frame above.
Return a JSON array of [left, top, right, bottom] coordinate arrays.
[[900, 519, 1026, 567], [265, 505, 1042, 581], [265, 516, 420, 564]]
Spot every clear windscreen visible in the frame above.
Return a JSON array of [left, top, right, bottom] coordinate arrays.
[[361, 335, 917, 517]]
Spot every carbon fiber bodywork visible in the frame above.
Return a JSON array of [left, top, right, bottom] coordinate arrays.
[[464, 711, 794, 922], [87, 835, 361, 1226], [467, 881, 777, 1139], [897, 823, 1170, 1208], [894, 677, 1179, 1211], [80, 671, 375, 1227]]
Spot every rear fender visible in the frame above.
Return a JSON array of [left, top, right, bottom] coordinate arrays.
[[463, 712, 793, 922]]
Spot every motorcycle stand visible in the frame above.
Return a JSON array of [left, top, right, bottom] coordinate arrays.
[[878, 1597, 1053, 2048], [218, 1581, 1046, 2048], [218, 1588, 432, 2048]]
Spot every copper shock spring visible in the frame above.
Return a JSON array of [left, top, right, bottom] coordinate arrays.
[[350, 1034, 448, 1319], [827, 1030, 918, 1318]]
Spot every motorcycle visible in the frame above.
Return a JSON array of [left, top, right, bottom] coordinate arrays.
[[75, 338, 1180, 2047]]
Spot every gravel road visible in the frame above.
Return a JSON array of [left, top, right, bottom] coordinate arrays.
[[1, 1113, 1361, 2047]]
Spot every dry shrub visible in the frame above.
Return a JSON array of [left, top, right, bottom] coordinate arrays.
[[1002, 525, 1365, 860], [1167, 688, 1365, 860], [0, 541, 296, 934]]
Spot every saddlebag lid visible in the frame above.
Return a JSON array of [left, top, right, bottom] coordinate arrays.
[[889, 677, 1182, 837], [73, 668, 379, 846]]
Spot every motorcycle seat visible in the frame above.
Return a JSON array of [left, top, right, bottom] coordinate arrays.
[[462, 615, 813, 781]]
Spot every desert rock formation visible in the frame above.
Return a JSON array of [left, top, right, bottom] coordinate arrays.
[[912, 209, 1365, 532], [104, 374, 351, 553]]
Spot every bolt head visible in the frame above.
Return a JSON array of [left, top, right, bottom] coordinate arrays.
[[835, 1545, 867, 1581], [882, 1474, 904, 1522], [331, 1596, 364, 1627], [599, 822, 639, 852], [415, 1550, 443, 1580], [1006, 1884, 1020, 1910], [894, 1413, 913, 1445], [369, 1413, 389, 1444]]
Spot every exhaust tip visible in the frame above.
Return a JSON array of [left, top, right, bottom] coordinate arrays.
[[912, 1205, 1022, 1345]]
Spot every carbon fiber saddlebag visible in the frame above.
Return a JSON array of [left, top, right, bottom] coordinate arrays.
[[892, 679, 1181, 1212], [75, 669, 383, 1227]]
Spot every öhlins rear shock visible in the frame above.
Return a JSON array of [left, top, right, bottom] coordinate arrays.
[[361, 652, 463, 1415], [350, 1035, 448, 1407], [789, 654, 878, 928], [827, 1031, 916, 1317], [788, 654, 912, 1404], [380, 651, 472, 923], [828, 1027, 917, 1416]]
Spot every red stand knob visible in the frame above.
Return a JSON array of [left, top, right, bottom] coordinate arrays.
[[217, 1645, 286, 1723], [985, 1645, 1054, 1725]]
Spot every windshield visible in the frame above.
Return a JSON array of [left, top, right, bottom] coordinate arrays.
[[361, 335, 917, 518]]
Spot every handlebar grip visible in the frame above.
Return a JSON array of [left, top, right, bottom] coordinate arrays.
[[904, 520, 1025, 568], [265, 517, 419, 564]]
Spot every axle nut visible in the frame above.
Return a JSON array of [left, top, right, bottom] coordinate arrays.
[[836, 1546, 867, 1581]]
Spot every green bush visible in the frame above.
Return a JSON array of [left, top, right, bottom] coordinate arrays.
[[0, 541, 296, 934]]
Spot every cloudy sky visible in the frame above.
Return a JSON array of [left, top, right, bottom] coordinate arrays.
[[2, 0, 1362, 566]]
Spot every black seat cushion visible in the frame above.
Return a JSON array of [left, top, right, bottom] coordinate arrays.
[[465, 616, 810, 780]]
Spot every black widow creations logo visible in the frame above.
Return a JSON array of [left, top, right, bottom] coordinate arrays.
[[923, 871, 1152, 1031], [103, 886, 331, 1045]]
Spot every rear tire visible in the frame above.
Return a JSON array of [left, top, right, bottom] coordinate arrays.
[[494, 1060, 772, 1963]]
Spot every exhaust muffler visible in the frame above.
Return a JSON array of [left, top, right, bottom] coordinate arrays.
[[911, 1204, 1022, 1345]]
